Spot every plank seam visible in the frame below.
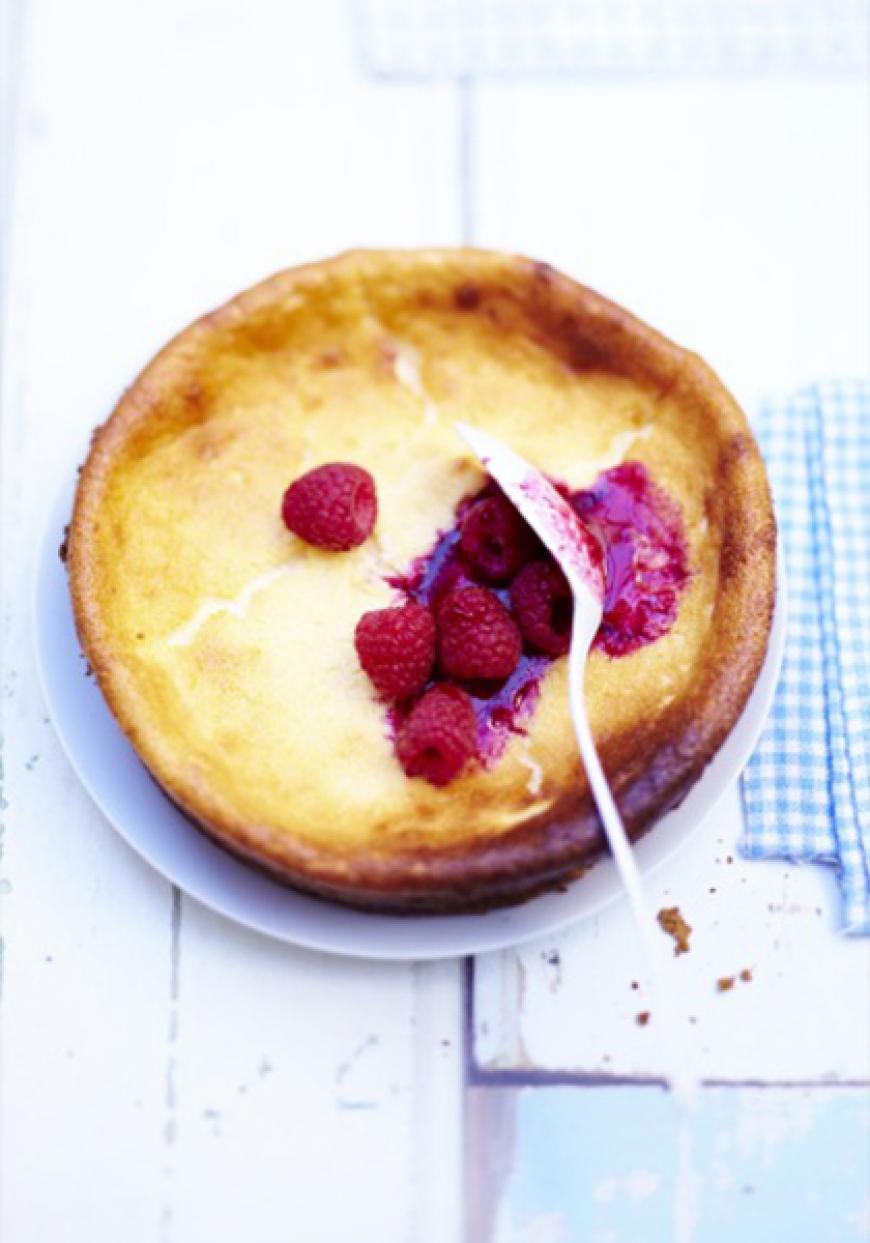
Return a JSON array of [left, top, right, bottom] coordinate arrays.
[[458, 76, 474, 247], [159, 887, 182, 1243], [467, 1066, 870, 1089]]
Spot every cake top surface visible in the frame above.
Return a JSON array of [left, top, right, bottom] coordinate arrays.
[[68, 250, 775, 904]]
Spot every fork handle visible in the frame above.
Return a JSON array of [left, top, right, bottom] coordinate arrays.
[[568, 622, 697, 1108]]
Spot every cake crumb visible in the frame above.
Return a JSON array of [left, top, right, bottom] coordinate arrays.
[[636, 1011, 651, 1027], [657, 906, 692, 955], [739, 968, 753, 983], [717, 976, 735, 992], [630, 980, 639, 991]]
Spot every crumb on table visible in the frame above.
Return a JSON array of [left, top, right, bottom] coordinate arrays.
[[739, 968, 753, 983], [717, 976, 736, 992], [657, 906, 692, 955], [636, 1011, 651, 1026]]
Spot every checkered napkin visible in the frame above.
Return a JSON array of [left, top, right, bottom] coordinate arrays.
[[741, 381, 870, 934], [357, 0, 869, 78]]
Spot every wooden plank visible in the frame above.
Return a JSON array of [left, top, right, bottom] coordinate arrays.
[[470, 77, 870, 1082], [1, 2, 463, 1240], [469, 1083, 870, 1242], [170, 906, 463, 1243], [471, 78, 869, 411], [1, 4, 171, 1239], [473, 790, 870, 1081]]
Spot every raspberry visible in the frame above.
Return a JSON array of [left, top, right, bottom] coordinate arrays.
[[459, 491, 536, 583], [395, 685, 477, 786], [282, 463, 377, 550], [354, 603, 436, 700], [510, 560, 574, 656], [437, 586, 522, 681]]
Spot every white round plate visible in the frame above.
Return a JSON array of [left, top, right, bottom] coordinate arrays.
[[35, 469, 785, 961]]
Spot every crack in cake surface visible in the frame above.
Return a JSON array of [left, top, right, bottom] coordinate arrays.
[[391, 339, 441, 426], [166, 563, 294, 648]]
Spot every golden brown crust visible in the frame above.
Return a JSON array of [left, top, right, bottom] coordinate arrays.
[[68, 249, 776, 912]]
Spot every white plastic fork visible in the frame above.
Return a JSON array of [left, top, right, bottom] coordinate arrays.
[[455, 421, 697, 1111]]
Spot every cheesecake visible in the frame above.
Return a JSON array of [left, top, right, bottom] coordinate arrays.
[[67, 250, 776, 911]]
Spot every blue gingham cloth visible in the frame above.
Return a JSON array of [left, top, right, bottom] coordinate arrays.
[[741, 381, 869, 934], [357, 0, 869, 78]]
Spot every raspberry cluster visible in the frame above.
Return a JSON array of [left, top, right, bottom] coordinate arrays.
[[353, 484, 580, 786], [281, 457, 688, 787], [279, 463, 589, 787]]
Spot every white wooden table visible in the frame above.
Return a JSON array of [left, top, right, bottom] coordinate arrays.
[[2, 4, 868, 1240]]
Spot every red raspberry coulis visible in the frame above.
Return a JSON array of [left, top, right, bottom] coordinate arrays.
[[572, 462, 690, 657], [388, 461, 689, 766]]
